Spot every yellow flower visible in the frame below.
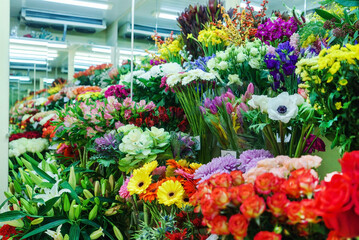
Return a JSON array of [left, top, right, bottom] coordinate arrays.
[[127, 169, 152, 195], [328, 61, 341, 75], [338, 79, 348, 86], [335, 102, 342, 110], [175, 193, 192, 208], [166, 165, 175, 177], [157, 180, 184, 206], [327, 76, 333, 83], [190, 163, 202, 170], [142, 161, 158, 174]]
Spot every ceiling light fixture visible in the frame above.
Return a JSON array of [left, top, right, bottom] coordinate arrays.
[[92, 47, 112, 54], [9, 76, 31, 81], [158, 12, 178, 20], [10, 59, 47, 65], [10, 38, 67, 48], [119, 49, 147, 56], [44, 0, 110, 10]]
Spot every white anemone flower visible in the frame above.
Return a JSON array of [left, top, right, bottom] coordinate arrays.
[[267, 92, 301, 123]]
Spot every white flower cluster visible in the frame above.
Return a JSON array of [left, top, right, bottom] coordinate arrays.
[[9, 138, 49, 157], [207, 39, 267, 85], [139, 62, 183, 80], [248, 92, 304, 123], [118, 125, 170, 160], [166, 69, 217, 87]]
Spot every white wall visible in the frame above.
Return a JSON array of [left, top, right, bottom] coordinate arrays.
[[0, 0, 10, 203]]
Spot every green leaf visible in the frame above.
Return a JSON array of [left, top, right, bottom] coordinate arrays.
[[335, 0, 359, 6], [0, 211, 26, 222], [315, 9, 341, 22], [20, 219, 69, 239], [81, 231, 91, 240], [69, 224, 81, 240], [31, 164, 56, 184], [60, 181, 81, 204], [80, 219, 115, 240], [39, 197, 60, 215]]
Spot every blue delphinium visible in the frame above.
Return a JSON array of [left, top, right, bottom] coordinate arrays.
[[185, 54, 216, 72]]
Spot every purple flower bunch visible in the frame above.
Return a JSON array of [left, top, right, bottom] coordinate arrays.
[[264, 41, 299, 91], [186, 54, 215, 71], [194, 155, 241, 183], [94, 132, 119, 152], [200, 90, 236, 115], [171, 132, 198, 160], [238, 149, 273, 173], [256, 17, 298, 44], [104, 85, 130, 99], [150, 58, 167, 66]]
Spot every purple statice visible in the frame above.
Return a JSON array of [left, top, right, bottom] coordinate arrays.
[[256, 17, 298, 44], [186, 54, 215, 71], [238, 149, 273, 173], [95, 132, 119, 152], [104, 85, 130, 99], [194, 155, 241, 183]]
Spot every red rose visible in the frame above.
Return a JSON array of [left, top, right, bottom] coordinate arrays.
[[296, 170, 318, 197], [286, 201, 303, 224], [228, 213, 249, 239], [267, 192, 289, 217], [315, 174, 352, 214], [255, 173, 276, 195], [211, 187, 230, 207], [230, 170, 244, 186], [240, 195, 266, 219], [237, 183, 255, 203], [209, 215, 229, 235], [323, 207, 359, 238], [339, 151, 359, 182], [178, 119, 188, 132], [353, 183, 359, 215], [254, 231, 282, 240], [158, 106, 166, 115]]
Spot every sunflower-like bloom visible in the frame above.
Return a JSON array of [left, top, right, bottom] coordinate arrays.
[[142, 161, 158, 174], [157, 180, 184, 206], [127, 169, 152, 195]]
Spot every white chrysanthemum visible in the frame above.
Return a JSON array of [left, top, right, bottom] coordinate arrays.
[[166, 73, 182, 87], [207, 58, 216, 70], [160, 62, 183, 76]]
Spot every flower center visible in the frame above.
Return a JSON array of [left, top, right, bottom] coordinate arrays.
[[277, 105, 287, 114], [168, 192, 174, 197], [138, 182, 144, 188], [184, 197, 189, 202]]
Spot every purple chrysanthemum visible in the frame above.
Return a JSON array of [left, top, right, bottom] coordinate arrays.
[[194, 155, 241, 183], [238, 149, 273, 173]]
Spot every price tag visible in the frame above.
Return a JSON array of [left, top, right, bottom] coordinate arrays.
[[221, 150, 237, 158]]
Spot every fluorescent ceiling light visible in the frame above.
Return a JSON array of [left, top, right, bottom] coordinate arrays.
[[43, 78, 55, 83], [10, 49, 50, 56], [158, 13, 177, 20], [9, 76, 31, 81], [47, 42, 67, 49], [10, 59, 47, 65], [75, 56, 110, 62], [74, 65, 92, 69], [10, 54, 47, 61], [10, 45, 47, 52], [119, 49, 147, 56], [10, 38, 47, 46], [240, 3, 262, 11], [76, 52, 110, 58], [44, 0, 110, 10], [92, 47, 111, 53]]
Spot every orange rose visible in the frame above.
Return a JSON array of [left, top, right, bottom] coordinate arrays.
[[209, 215, 230, 235], [285, 201, 303, 224], [255, 172, 276, 194], [200, 195, 219, 220], [213, 173, 232, 188], [228, 213, 249, 239], [267, 192, 289, 217], [212, 187, 230, 207], [231, 170, 244, 186], [229, 186, 242, 205], [240, 195, 266, 219], [254, 231, 282, 240], [237, 183, 255, 203], [281, 178, 300, 198]]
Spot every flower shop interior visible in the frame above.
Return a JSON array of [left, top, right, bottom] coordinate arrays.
[[0, 0, 358, 239]]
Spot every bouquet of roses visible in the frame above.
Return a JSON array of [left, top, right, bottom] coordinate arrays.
[[191, 155, 327, 239]]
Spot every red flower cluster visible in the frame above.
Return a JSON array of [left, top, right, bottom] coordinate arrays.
[[315, 151, 359, 238], [191, 168, 320, 239], [128, 106, 188, 132], [9, 131, 42, 142], [73, 63, 113, 79], [0, 224, 20, 240]]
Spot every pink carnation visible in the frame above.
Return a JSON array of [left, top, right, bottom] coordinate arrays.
[[119, 177, 131, 200]]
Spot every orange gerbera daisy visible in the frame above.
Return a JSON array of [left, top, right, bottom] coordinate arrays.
[[139, 182, 158, 202], [166, 159, 195, 174], [183, 179, 198, 198]]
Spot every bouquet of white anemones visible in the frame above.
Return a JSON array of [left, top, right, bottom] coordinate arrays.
[[207, 39, 269, 94], [245, 92, 324, 157], [117, 125, 171, 172]]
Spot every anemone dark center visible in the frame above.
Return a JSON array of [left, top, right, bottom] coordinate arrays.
[[138, 182, 144, 187], [169, 192, 174, 197], [277, 105, 287, 114]]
